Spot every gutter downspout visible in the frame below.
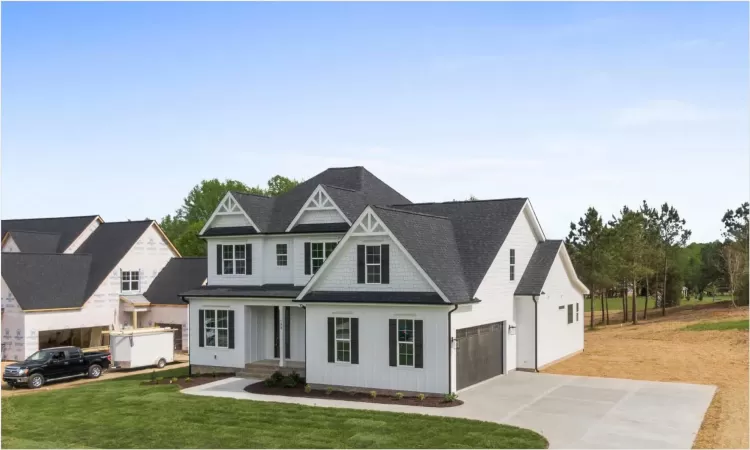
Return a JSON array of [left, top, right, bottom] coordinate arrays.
[[180, 295, 191, 377], [301, 304, 307, 374], [532, 295, 539, 373], [447, 304, 459, 394]]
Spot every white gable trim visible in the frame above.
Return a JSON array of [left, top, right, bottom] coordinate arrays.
[[297, 206, 451, 303], [522, 200, 546, 242], [285, 185, 352, 232], [557, 244, 590, 295], [199, 192, 260, 235]]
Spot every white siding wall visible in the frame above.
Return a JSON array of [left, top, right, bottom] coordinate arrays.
[[64, 219, 101, 253], [2, 237, 20, 253], [189, 298, 248, 369], [206, 237, 264, 286], [212, 214, 251, 228], [537, 253, 585, 368], [22, 224, 176, 358], [305, 304, 450, 394], [1, 279, 26, 361], [514, 295, 536, 369], [292, 235, 345, 286], [263, 237, 294, 285], [298, 209, 346, 225], [144, 305, 190, 351], [314, 235, 434, 292]]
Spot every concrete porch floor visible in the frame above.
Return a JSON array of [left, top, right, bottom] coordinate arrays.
[[182, 371, 715, 449]]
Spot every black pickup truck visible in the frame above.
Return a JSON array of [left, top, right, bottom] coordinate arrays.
[[3, 346, 111, 389]]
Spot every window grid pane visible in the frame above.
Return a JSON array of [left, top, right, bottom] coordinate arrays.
[[276, 244, 287, 256], [235, 245, 245, 259], [277, 255, 287, 266], [235, 260, 246, 275], [217, 329, 228, 347], [223, 246, 234, 259], [223, 260, 234, 275], [131, 271, 140, 281], [325, 242, 337, 255]]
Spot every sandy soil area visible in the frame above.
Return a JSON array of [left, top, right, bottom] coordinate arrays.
[[546, 302, 749, 449]]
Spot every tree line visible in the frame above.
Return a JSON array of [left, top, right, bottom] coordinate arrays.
[[567, 201, 749, 328]]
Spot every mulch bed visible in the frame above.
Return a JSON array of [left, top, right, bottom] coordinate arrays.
[[244, 381, 463, 408], [141, 374, 232, 389]]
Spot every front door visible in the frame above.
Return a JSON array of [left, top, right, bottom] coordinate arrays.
[[273, 307, 291, 359]]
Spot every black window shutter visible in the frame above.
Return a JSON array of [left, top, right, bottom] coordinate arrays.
[[228, 310, 235, 349], [381, 244, 390, 284], [351, 318, 359, 364], [357, 245, 365, 283], [216, 244, 223, 275], [389, 319, 397, 366], [327, 317, 335, 363], [285, 306, 291, 359], [198, 310, 205, 347], [274, 307, 280, 358], [246, 244, 252, 274], [414, 320, 423, 368], [304, 243, 311, 275]]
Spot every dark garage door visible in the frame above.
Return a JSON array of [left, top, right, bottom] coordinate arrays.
[[456, 321, 504, 390]]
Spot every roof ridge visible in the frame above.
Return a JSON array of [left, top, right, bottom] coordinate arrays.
[[232, 190, 272, 199], [2, 214, 100, 221], [321, 184, 359, 193], [391, 197, 528, 206], [371, 205, 451, 220]]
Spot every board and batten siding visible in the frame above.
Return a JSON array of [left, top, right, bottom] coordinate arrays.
[[22, 224, 176, 358], [262, 236, 294, 285], [536, 251, 584, 368], [189, 298, 247, 369], [313, 235, 434, 292], [305, 304, 450, 394], [448, 206, 540, 390], [513, 295, 536, 370], [205, 237, 263, 286]]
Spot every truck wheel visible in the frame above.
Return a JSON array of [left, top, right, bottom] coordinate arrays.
[[156, 358, 167, 369], [28, 373, 44, 389], [88, 364, 103, 378]]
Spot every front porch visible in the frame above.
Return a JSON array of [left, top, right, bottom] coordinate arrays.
[[238, 359, 306, 379], [241, 304, 306, 377]]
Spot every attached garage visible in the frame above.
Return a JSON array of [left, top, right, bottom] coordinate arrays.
[[455, 321, 505, 390]]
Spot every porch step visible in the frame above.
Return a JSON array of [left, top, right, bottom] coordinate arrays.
[[238, 363, 305, 380]]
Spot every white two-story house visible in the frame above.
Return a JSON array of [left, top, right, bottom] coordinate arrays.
[[183, 166, 589, 395], [1, 216, 206, 360]]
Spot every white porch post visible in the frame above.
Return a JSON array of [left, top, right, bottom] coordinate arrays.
[[279, 306, 285, 368]]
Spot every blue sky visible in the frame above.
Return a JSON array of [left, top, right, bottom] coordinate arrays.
[[2, 2, 748, 242]]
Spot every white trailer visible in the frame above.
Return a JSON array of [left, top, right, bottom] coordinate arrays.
[[109, 327, 175, 369]]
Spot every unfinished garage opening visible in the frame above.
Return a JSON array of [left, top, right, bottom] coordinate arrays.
[[38, 327, 111, 351], [155, 323, 182, 351], [456, 321, 505, 390]]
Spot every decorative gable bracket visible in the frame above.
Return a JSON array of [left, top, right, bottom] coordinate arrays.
[[351, 210, 387, 235], [285, 185, 352, 231], [199, 192, 260, 235]]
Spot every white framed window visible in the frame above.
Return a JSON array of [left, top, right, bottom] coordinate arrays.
[[397, 319, 414, 367], [276, 244, 288, 266], [509, 249, 516, 281], [576, 303, 579, 322], [204, 309, 229, 348], [311, 242, 337, 274], [567, 304, 574, 324], [335, 317, 351, 363], [222, 244, 246, 275], [365, 245, 381, 284], [121, 271, 140, 293]]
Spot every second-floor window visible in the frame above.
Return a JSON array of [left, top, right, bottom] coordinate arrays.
[[276, 244, 288, 266], [121, 271, 140, 293], [510, 249, 516, 281], [366, 245, 381, 283], [223, 244, 246, 275], [311, 242, 337, 274]]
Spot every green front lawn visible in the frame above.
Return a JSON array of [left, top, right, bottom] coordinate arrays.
[[1, 368, 547, 449], [583, 295, 733, 312], [683, 319, 749, 331]]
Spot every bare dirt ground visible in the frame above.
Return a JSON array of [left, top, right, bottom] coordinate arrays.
[[1, 354, 188, 397], [546, 301, 749, 449]]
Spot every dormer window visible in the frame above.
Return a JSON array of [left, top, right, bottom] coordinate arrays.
[[357, 244, 390, 284], [121, 271, 140, 294], [365, 245, 381, 284]]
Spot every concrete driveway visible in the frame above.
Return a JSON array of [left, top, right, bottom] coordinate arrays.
[[184, 371, 715, 449]]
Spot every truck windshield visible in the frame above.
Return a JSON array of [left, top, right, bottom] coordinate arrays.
[[25, 351, 51, 361]]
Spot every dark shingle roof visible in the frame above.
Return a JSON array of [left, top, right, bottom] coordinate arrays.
[[1, 253, 92, 309], [74, 221, 154, 298], [1, 215, 99, 253], [5, 231, 62, 253], [300, 291, 448, 305], [212, 167, 410, 235], [289, 223, 350, 234], [181, 284, 304, 299], [202, 226, 258, 237], [387, 199, 529, 297], [144, 257, 207, 305], [515, 240, 563, 296]]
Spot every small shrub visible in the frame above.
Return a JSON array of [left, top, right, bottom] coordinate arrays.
[[326, 386, 334, 395], [155, 376, 164, 384], [289, 370, 304, 385], [443, 392, 458, 403], [394, 392, 404, 400], [304, 384, 312, 394], [282, 375, 298, 388], [369, 390, 377, 399], [185, 377, 192, 383], [270, 371, 284, 384], [211, 370, 217, 378], [171, 377, 178, 383], [417, 393, 425, 401], [264, 378, 275, 388]]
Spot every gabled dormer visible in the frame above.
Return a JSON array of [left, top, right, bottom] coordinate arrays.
[[200, 192, 266, 237], [285, 185, 352, 232]]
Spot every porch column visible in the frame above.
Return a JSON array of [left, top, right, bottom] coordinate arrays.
[[279, 306, 285, 368], [132, 310, 138, 329]]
